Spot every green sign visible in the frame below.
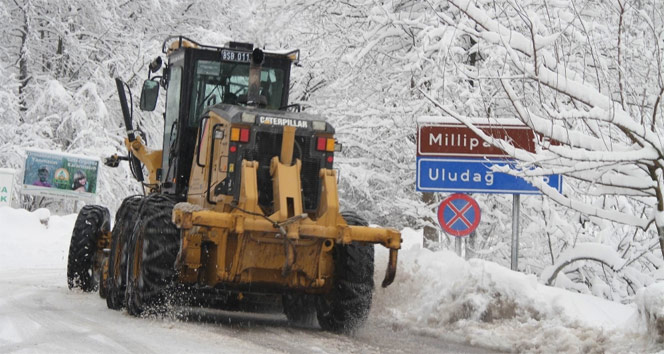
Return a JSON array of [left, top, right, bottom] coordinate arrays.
[[0, 168, 14, 206]]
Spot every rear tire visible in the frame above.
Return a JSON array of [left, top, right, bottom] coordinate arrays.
[[67, 205, 110, 292], [106, 196, 143, 310], [126, 195, 180, 317], [283, 293, 317, 327], [316, 211, 375, 333]]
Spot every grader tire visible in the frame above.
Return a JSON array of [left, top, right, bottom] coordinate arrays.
[[106, 195, 143, 310], [316, 211, 375, 333], [126, 195, 179, 317], [67, 205, 110, 292], [283, 293, 317, 327]]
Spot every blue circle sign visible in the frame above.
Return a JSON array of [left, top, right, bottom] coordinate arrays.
[[437, 193, 481, 237]]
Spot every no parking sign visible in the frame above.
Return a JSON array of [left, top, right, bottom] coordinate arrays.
[[437, 193, 481, 237]]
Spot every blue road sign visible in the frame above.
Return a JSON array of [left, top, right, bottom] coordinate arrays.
[[417, 157, 562, 194]]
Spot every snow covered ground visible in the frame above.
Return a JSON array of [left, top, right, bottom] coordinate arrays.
[[1, 206, 663, 353]]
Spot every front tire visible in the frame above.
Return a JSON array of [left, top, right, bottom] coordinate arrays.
[[106, 195, 143, 310], [316, 211, 375, 333], [125, 195, 180, 317], [67, 205, 110, 292]]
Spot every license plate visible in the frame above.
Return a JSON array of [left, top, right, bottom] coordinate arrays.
[[221, 49, 251, 63]]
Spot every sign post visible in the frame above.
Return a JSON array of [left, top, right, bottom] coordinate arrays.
[[417, 117, 562, 270], [0, 168, 15, 207], [511, 194, 520, 270]]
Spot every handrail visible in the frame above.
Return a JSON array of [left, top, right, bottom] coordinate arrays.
[[206, 123, 224, 205], [195, 116, 210, 168]]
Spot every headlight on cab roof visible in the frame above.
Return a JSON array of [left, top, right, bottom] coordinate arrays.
[[241, 113, 256, 124], [312, 121, 326, 131]]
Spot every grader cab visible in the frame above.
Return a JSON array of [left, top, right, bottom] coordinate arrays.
[[66, 36, 401, 333]]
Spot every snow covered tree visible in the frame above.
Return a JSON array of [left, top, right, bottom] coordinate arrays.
[[297, 0, 664, 298], [3, 0, 662, 299], [422, 0, 664, 257]]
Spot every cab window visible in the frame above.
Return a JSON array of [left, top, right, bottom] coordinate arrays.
[[189, 60, 285, 127], [162, 66, 182, 180]]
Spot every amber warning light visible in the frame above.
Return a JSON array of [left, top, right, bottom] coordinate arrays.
[[231, 127, 251, 143], [316, 137, 335, 152]]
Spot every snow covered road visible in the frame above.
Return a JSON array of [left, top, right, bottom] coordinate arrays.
[[1, 206, 662, 353], [0, 268, 493, 353], [0, 207, 495, 353]]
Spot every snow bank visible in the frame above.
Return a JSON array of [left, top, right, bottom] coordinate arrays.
[[0, 206, 76, 271], [636, 283, 664, 343], [372, 229, 659, 353]]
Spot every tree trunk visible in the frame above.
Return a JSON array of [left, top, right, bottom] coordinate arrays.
[[650, 165, 664, 259], [422, 192, 439, 249], [17, 2, 30, 116]]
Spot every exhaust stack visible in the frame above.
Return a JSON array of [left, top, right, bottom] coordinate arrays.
[[247, 48, 264, 106]]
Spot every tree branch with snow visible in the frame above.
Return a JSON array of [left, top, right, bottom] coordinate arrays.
[[434, 0, 664, 257]]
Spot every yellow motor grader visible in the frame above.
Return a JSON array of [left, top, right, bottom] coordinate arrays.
[[66, 36, 401, 333]]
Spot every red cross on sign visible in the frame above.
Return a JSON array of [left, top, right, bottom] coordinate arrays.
[[437, 193, 481, 237]]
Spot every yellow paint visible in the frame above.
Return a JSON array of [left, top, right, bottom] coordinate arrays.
[[124, 136, 162, 191], [168, 39, 199, 53], [170, 103, 402, 291], [173, 153, 402, 289], [280, 126, 295, 165]]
